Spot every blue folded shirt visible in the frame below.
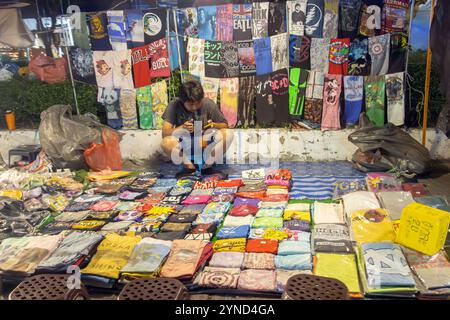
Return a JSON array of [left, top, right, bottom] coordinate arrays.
[[216, 225, 250, 239]]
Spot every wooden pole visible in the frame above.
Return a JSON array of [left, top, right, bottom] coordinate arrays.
[[422, 0, 436, 145]]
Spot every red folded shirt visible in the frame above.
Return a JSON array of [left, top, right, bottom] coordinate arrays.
[[262, 194, 289, 202], [216, 179, 243, 188], [235, 191, 266, 199], [246, 239, 278, 254], [229, 204, 259, 217], [402, 183, 430, 198]]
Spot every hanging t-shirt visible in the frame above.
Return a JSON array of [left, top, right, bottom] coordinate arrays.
[[289, 35, 310, 69], [112, 49, 134, 89], [148, 38, 171, 79], [120, 89, 138, 129], [369, 33, 390, 75], [197, 6, 217, 41], [220, 78, 239, 128], [136, 85, 153, 129], [237, 40, 256, 76], [254, 37, 273, 76], [386, 72, 405, 126], [151, 80, 168, 129], [233, 4, 253, 41], [322, 0, 339, 39], [348, 37, 371, 76], [107, 10, 128, 51], [131, 44, 151, 88], [268, 1, 287, 36], [339, 0, 363, 38], [343, 75, 364, 126], [359, 0, 383, 37], [310, 38, 330, 74], [126, 10, 145, 48], [69, 48, 96, 84], [255, 73, 275, 126], [303, 71, 325, 125], [201, 77, 220, 104], [252, 2, 269, 39], [289, 67, 310, 119], [168, 31, 181, 71], [71, 12, 90, 49], [220, 41, 240, 78], [87, 13, 112, 51], [364, 75, 386, 126], [216, 4, 234, 41], [328, 38, 350, 75], [389, 32, 408, 74], [238, 76, 256, 127], [305, 0, 325, 38], [143, 9, 167, 44], [272, 69, 290, 126], [271, 33, 289, 72], [382, 0, 410, 34], [187, 37, 205, 78], [322, 74, 342, 131], [178, 7, 199, 38], [93, 51, 114, 88], [288, 0, 307, 36], [98, 87, 122, 129], [204, 40, 224, 78]]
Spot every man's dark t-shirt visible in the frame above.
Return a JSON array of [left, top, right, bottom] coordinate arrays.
[[162, 98, 228, 127]]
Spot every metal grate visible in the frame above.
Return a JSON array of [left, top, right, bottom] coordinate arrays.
[[118, 278, 187, 300], [283, 274, 349, 300]]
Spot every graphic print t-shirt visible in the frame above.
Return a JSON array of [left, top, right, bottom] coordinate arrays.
[[93, 51, 114, 88], [237, 40, 256, 76], [254, 37, 273, 76], [204, 40, 224, 78], [216, 4, 234, 41], [289, 35, 310, 69], [252, 2, 269, 39], [233, 4, 253, 41], [131, 44, 151, 88], [382, 0, 410, 34], [69, 47, 96, 84], [288, 0, 307, 36], [359, 0, 383, 37], [255, 73, 275, 126], [338, 0, 362, 38], [328, 38, 350, 75], [388, 32, 408, 74], [143, 9, 167, 44], [88, 13, 112, 51], [348, 37, 371, 76], [271, 69, 290, 126], [268, 1, 287, 36], [289, 67, 310, 119], [148, 38, 171, 79], [126, 10, 145, 48], [305, 0, 325, 38]]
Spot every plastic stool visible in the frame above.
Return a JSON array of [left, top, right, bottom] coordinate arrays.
[[118, 278, 188, 300], [9, 274, 90, 300], [8, 145, 41, 167], [282, 274, 349, 300]]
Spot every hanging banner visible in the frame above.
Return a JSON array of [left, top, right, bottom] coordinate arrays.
[[305, 0, 325, 38], [233, 4, 253, 41], [87, 13, 112, 51], [289, 67, 310, 119], [288, 0, 307, 36], [126, 10, 145, 48], [348, 37, 370, 76], [271, 33, 289, 72], [365, 75, 386, 126], [136, 85, 153, 129], [254, 37, 273, 76], [321, 74, 342, 131], [322, 0, 339, 39], [382, 0, 410, 34], [143, 8, 167, 44], [197, 6, 217, 40], [328, 38, 350, 75], [268, 1, 287, 37], [69, 48, 96, 84], [216, 4, 234, 41], [310, 38, 330, 74], [369, 33, 390, 75], [339, 0, 362, 38], [386, 72, 405, 126], [237, 40, 256, 76], [343, 75, 364, 126], [359, 0, 383, 37], [238, 75, 256, 127], [120, 89, 138, 129], [289, 35, 310, 69], [220, 78, 239, 128], [252, 2, 269, 39]]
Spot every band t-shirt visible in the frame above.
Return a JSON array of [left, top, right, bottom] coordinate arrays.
[[162, 98, 228, 128]]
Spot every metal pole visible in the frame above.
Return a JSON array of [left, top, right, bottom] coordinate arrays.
[[64, 45, 80, 115], [422, 0, 436, 145], [172, 8, 184, 82]]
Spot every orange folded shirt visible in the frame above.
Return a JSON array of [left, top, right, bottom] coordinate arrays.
[[246, 239, 278, 254]]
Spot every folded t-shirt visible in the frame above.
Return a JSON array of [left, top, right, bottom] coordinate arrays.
[[242, 253, 276, 270], [222, 215, 255, 228], [277, 240, 311, 255], [229, 204, 259, 217], [213, 238, 247, 252], [246, 239, 278, 254], [274, 254, 312, 270], [252, 217, 283, 229], [237, 269, 277, 292], [195, 267, 241, 289], [234, 197, 261, 207], [208, 252, 244, 268], [216, 225, 250, 239], [283, 219, 310, 232]]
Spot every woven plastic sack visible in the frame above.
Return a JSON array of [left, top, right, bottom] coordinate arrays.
[[84, 129, 122, 171]]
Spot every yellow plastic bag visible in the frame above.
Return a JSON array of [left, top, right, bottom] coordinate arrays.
[[82, 233, 141, 279], [350, 209, 396, 244], [396, 202, 450, 256]]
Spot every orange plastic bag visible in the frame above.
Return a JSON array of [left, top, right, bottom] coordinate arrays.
[[84, 129, 122, 171], [29, 54, 68, 84]]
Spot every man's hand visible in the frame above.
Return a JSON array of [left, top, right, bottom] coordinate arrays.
[[180, 120, 194, 133], [203, 119, 214, 129]]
